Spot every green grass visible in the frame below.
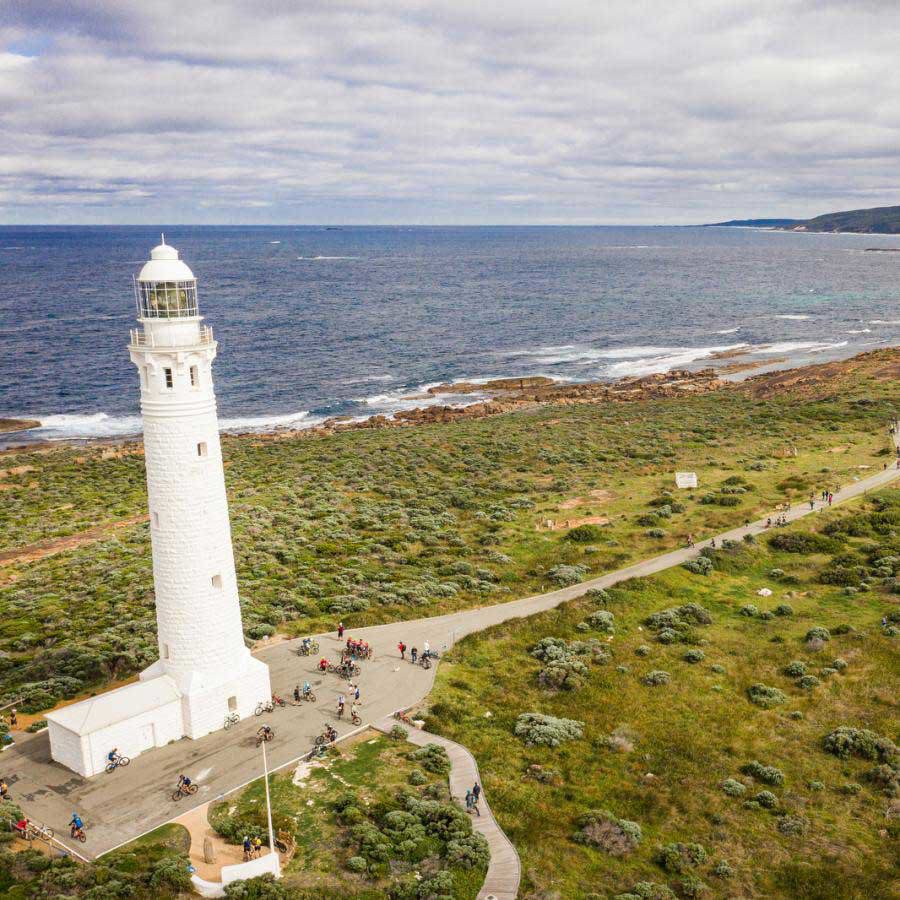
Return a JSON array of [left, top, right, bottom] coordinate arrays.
[[0, 356, 896, 712], [208, 732, 486, 898], [423, 492, 900, 898]]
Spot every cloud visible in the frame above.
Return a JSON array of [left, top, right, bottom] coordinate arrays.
[[1, 0, 899, 223]]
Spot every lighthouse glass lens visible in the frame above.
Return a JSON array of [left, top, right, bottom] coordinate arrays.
[[139, 281, 198, 318]]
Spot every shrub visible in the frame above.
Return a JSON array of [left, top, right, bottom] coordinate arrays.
[[586, 587, 611, 604], [572, 809, 642, 855], [823, 727, 898, 763], [866, 764, 900, 796], [654, 841, 708, 874], [642, 670, 671, 686], [739, 604, 759, 617], [411, 744, 451, 775], [805, 626, 830, 642], [547, 564, 588, 586], [389, 725, 409, 741], [408, 769, 427, 786], [446, 831, 490, 869], [150, 856, 193, 893], [678, 875, 709, 898], [615, 884, 675, 900], [777, 815, 810, 836], [646, 528, 667, 538], [713, 860, 735, 879], [657, 628, 679, 644], [514, 713, 584, 747], [584, 610, 615, 633], [635, 645, 651, 657], [798, 675, 821, 689], [710, 663, 726, 674], [683, 649, 705, 664], [721, 778, 746, 797], [565, 524, 604, 543], [683, 557, 714, 576], [774, 603, 794, 616], [741, 761, 785, 785], [347, 856, 368, 873], [754, 790, 778, 809], [768, 532, 841, 554], [784, 660, 807, 677], [747, 683, 787, 708], [831, 657, 848, 672], [769, 568, 785, 579]]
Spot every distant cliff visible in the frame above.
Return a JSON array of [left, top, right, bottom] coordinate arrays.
[[707, 204, 900, 234]]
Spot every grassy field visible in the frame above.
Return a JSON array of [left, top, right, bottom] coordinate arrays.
[[208, 731, 487, 898], [0, 351, 896, 713], [423, 490, 900, 899]]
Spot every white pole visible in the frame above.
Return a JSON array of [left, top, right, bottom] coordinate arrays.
[[262, 740, 276, 860]]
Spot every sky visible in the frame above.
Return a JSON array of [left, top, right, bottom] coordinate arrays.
[[1, 0, 899, 225]]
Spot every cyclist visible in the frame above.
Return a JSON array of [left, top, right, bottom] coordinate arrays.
[[257, 724, 273, 740], [14, 817, 28, 839], [302, 681, 312, 698], [293, 684, 301, 702], [318, 657, 328, 672], [177, 774, 192, 793], [300, 636, 311, 652], [351, 701, 361, 722], [69, 812, 84, 839], [107, 748, 120, 766], [324, 724, 337, 743], [411, 647, 418, 664], [0, 779, 9, 800], [337, 694, 345, 718], [423, 640, 431, 658]]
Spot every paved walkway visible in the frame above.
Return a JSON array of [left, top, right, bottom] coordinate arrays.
[[5, 461, 899, 869], [375, 717, 521, 900]]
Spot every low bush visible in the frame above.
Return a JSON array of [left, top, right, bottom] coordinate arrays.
[[683, 557, 714, 576], [784, 660, 807, 677], [798, 675, 821, 690], [774, 603, 794, 616], [776, 815, 810, 836], [547, 564, 589, 586], [514, 713, 584, 747], [564, 524, 604, 543], [805, 626, 830, 643], [768, 532, 841, 554], [739, 604, 759, 617], [741, 761, 785, 785], [654, 841, 708, 874], [614, 883, 675, 900], [411, 744, 451, 775], [683, 649, 705, 664], [754, 790, 778, 809], [572, 809, 642, 855], [721, 778, 746, 797], [642, 670, 671, 686], [747, 683, 787, 708], [823, 727, 898, 763]]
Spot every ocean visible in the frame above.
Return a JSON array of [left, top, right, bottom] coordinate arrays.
[[1, 225, 898, 443]]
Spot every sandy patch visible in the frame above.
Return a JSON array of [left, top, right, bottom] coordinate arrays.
[[560, 489, 615, 510], [0, 466, 35, 479], [176, 802, 245, 880], [827, 446, 848, 453], [0, 513, 148, 570]]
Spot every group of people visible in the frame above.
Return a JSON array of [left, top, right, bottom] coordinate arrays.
[[397, 640, 434, 666], [242, 835, 265, 860], [342, 637, 371, 661]]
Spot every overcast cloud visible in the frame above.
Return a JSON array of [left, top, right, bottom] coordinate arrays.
[[1, 0, 898, 224]]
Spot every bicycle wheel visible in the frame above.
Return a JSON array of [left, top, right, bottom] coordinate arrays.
[[77, 831, 87, 843], [172, 789, 183, 802], [119, 757, 130, 767], [44, 828, 54, 840], [188, 783, 198, 794], [105, 763, 116, 774], [314, 734, 325, 747], [307, 692, 317, 703], [351, 715, 361, 726]]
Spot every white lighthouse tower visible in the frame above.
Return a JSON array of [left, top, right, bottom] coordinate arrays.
[[46, 240, 271, 776], [129, 238, 271, 736]]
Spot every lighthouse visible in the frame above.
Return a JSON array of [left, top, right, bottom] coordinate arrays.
[[46, 240, 271, 776]]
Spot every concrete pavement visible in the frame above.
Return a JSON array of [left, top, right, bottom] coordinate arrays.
[[5, 461, 899, 861]]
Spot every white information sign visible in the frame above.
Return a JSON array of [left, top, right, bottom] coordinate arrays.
[[675, 472, 698, 489]]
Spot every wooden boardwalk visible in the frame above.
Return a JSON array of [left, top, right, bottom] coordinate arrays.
[[376, 717, 521, 900]]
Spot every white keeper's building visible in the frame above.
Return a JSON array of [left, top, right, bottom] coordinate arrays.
[[46, 239, 272, 777]]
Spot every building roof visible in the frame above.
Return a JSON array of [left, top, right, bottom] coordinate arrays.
[[45, 676, 182, 735], [138, 240, 195, 283]]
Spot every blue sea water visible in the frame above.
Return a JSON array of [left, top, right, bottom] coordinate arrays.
[[0, 225, 898, 442]]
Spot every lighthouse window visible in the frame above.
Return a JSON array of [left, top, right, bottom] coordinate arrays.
[[211, 574, 223, 590], [197, 441, 208, 458], [164, 367, 173, 389], [190, 365, 199, 388], [138, 281, 198, 318], [152, 511, 160, 529], [162, 643, 170, 660]]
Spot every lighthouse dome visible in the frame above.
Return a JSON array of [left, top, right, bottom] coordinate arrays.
[[138, 240, 195, 283]]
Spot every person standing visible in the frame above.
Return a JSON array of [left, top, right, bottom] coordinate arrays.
[[828, 493, 833, 506], [9, 709, 16, 729], [398, 641, 406, 660], [472, 782, 481, 803], [687, 533, 694, 548], [337, 695, 345, 718], [337, 621, 344, 640], [411, 647, 418, 665]]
